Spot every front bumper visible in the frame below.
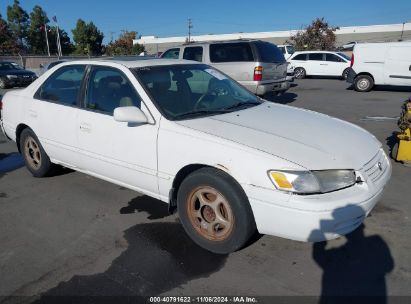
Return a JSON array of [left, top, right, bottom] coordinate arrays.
[[256, 81, 290, 95], [245, 150, 392, 242], [3, 76, 35, 87]]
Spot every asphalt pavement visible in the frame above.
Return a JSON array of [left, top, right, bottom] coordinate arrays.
[[1, 79, 411, 303]]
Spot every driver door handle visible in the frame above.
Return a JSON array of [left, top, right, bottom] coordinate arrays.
[[79, 123, 91, 132]]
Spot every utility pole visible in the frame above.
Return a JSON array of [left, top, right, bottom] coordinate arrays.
[[188, 18, 193, 43], [400, 22, 405, 41]]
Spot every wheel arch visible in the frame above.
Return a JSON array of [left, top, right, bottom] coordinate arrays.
[[15, 123, 31, 152], [355, 72, 374, 81], [168, 163, 246, 213]]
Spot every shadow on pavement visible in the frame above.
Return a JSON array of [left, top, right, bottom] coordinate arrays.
[[34, 222, 228, 301], [0, 152, 24, 178], [120, 196, 170, 220], [264, 92, 298, 104], [311, 205, 394, 304]]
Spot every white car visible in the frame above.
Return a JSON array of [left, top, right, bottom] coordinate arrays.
[[0, 59, 391, 254], [289, 51, 351, 79]]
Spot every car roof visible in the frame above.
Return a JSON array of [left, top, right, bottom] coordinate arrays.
[[292, 51, 339, 54], [170, 39, 262, 47], [55, 58, 202, 69]]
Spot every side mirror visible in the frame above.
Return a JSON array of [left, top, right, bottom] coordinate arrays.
[[39, 64, 44, 68], [113, 106, 148, 124]]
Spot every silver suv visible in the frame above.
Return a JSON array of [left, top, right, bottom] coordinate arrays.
[[161, 40, 289, 96]]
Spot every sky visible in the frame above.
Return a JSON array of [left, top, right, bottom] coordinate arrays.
[[1, 0, 411, 44]]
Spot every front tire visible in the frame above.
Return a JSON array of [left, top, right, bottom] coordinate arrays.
[[177, 167, 256, 254], [20, 128, 56, 177], [294, 67, 306, 79], [354, 75, 374, 92]]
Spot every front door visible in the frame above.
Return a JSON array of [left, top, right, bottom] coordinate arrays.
[[77, 65, 159, 196]]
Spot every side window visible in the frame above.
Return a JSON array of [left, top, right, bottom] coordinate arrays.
[[162, 48, 180, 59], [183, 47, 203, 62], [326, 53, 343, 62], [293, 54, 307, 60], [308, 53, 324, 61], [34, 65, 86, 106], [210, 43, 254, 63], [85, 67, 141, 114]]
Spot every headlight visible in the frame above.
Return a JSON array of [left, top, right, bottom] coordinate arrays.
[[6, 75, 18, 79], [268, 170, 356, 194]]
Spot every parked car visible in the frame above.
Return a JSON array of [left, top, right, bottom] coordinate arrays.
[[342, 41, 357, 51], [288, 51, 351, 79], [161, 40, 289, 96], [286, 62, 295, 83], [0, 61, 37, 89], [38, 59, 68, 76], [347, 42, 411, 92], [1, 59, 391, 254], [278, 44, 296, 60]]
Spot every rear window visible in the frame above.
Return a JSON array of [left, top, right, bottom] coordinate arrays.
[[210, 42, 254, 63], [254, 41, 285, 63]]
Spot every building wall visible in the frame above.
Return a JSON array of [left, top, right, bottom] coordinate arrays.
[[134, 23, 411, 55]]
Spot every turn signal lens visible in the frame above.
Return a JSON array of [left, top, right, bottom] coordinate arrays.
[[269, 172, 293, 189]]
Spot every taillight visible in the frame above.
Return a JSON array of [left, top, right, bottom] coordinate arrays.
[[350, 53, 354, 68], [254, 66, 263, 81]]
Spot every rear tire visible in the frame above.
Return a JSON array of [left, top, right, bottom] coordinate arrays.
[[177, 167, 256, 254], [20, 128, 56, 177], [294, 67, 306, 79], [342, 68, 350, 80], [354, 75, 374, 92]]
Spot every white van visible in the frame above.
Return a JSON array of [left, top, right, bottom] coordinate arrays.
[[347, 42, 411, 92]]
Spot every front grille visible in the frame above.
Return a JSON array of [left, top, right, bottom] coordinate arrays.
[[362, 149, 389, 183]]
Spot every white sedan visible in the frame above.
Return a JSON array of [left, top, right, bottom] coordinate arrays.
[[0, 59, 391, 253]]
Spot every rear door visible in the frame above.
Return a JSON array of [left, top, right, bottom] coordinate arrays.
[[30, 64, 86, 167], [385, 46, 411, 85], [307, 53, 325, 75]]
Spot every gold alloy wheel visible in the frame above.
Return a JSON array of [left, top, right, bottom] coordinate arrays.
[[187, 186, 234, 241], [24, 136, 42, 170]]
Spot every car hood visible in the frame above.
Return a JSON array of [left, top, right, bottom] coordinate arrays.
[[176, 103, 380, 169]]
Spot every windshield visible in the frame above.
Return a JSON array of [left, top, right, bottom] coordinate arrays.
[[338, 52, 351, 61], [134, 64, 261, 120], [0, 62, 21, 70], [286, 46, 295, 55]]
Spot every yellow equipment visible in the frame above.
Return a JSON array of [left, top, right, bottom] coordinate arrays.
[[393, 98, 411, 165]]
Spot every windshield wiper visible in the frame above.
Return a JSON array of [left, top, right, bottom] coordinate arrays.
[[222, 101, 260, 111], [174, 109, 230, 120]]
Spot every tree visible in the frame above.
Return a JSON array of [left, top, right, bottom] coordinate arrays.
[[0, 14, 19, 55], [27, 5, 49, 55], [105, 31, 145, 55], [6, 0, 29, 50], [72, 19, 104, 56], [289, 18, 339, 51]]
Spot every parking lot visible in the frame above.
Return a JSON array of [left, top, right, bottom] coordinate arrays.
[[1, 79, 411, 303]]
